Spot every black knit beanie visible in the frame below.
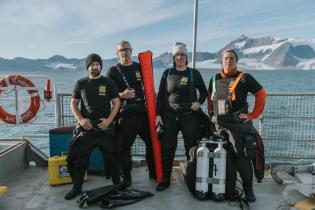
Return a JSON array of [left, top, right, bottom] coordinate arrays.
[[86, 53, 103, 70]]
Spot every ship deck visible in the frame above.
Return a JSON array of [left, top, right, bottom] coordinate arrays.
[[0, 165, 287, 210]]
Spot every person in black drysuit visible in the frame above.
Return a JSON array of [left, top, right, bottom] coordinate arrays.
[[65, 53, 121, 200], [155, 42, 208, 191], [207, 49, 267, 202], [106, 41, 155, 187]]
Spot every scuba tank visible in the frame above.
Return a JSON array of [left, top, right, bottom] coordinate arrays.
[[186, 128, 231, 202], [195, 140, 210, 200], [212, 139, 227, 201]]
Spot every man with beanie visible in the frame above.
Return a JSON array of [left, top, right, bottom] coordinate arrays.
[[155, 42, 208, 191], [106, 41, 156, 187], [65, 53, 121, 200]]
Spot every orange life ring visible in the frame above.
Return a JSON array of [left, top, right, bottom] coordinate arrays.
[[0, 75, 41, 124]]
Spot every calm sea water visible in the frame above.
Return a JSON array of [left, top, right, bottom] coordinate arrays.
[[42, 69, 315, 93], [1, 69, 315, 154], [32, 69, 315, 93]]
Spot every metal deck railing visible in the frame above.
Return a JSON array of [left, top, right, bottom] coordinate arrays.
[[57, 93, 315, 163], [0, 75, 59, 139], [260, 93, 315, 162]]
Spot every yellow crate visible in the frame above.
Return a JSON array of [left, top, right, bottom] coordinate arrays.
[[0, 186, 8, 197], [48, 155, 87, 185], [294, 198, 315, 210]]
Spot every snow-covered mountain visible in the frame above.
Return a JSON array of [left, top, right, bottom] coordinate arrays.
[[212, 35, 315, 70], [152, 35, 315, 69], [1, 35, 315, 71]]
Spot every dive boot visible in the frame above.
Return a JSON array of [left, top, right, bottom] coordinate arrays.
[[122, 171, 132, 187], [149, 169, 156, 180], [156, 179, 170, 191], [111, 171, 121, 185], [245, 189, 256, 202], [65, 187, 82, 200]]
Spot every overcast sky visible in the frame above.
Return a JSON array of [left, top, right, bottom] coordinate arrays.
[[0, 0, 314, 59]]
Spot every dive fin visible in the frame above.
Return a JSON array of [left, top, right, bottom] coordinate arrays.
[[77, 183, 125, 208], [98, 189, 154, 209]]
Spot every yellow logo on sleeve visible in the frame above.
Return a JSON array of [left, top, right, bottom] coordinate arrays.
[[99, 85, 106, 96]]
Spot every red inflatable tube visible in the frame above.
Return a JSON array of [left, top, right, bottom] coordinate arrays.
[[138, 51, 163, 183]]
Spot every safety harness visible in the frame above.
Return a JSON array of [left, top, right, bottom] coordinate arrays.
[[211, 72, 245, 101], [116, 65, 131, 89], [115, 64, 145, 113]]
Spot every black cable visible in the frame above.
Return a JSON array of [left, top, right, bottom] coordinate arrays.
[[228, 178, 250, 210]]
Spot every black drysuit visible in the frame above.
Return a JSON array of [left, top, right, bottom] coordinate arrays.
[[107, 62, 155, 178], [208, 71, 265, 194], [67, 76, 121, 188], [156, 67, 208, 180]]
